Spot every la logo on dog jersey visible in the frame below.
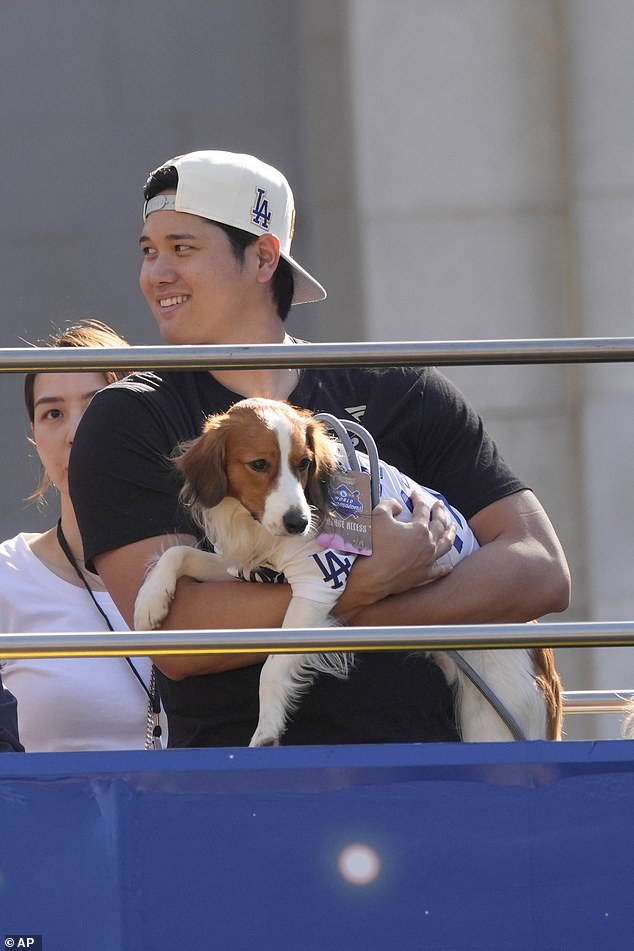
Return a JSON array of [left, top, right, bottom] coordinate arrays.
[[251, 186, 272, 230]]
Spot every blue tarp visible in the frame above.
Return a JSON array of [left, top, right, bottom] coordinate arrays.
[[1, 740, 633, 950]]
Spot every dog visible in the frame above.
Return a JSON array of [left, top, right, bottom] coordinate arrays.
[[134, 397, 562, 747]]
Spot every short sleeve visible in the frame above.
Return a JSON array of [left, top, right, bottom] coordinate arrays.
[[70, 380, 193, 568]]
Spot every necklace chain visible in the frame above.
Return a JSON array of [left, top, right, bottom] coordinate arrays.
[[56, 519, 162, 749]]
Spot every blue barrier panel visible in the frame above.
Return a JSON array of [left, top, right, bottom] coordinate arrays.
[[1, 740, 633, 950]]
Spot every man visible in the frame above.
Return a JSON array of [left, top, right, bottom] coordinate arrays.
[[70, 150, 570, 747]]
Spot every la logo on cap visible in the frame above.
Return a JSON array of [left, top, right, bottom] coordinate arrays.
[[251, 186, 272, 231]]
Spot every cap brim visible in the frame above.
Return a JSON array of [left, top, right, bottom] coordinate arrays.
[[284, 254, 327, 305]]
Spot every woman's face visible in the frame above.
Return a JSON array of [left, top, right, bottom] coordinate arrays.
[[31, 371, 109, 496]]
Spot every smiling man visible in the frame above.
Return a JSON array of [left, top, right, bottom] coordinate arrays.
[[69, 150, 570, 748]]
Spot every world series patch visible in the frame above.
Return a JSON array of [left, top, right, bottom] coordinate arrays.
[[317, 469, 373, 556]]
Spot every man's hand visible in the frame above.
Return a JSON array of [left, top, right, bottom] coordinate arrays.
[[332, 489, 457, 624]]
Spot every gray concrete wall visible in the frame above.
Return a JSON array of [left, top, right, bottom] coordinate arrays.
[[0, 0, 310, 533]]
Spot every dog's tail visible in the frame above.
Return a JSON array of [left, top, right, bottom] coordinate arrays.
[[532, 647, 563, 740]]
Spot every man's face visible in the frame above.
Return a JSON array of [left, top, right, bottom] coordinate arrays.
[[139, 206, 254, 345]]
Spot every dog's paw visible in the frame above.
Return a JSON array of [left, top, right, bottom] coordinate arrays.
[[133, 569, 176, 631], [248, 729, 281, 748]]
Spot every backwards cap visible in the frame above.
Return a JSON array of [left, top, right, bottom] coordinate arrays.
[[143, 150, 326, 305]]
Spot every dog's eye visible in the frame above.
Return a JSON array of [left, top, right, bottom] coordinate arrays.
[[297, 457, 311, 473], [249, 459, 269, 472]]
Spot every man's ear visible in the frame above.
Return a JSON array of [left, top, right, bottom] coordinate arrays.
[[253, 233, 281, 284]]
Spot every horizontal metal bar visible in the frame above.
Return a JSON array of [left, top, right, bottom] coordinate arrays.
[[2, 337, 634, 373], [2, 621, 634, 659], [562, 690, 634, 715]]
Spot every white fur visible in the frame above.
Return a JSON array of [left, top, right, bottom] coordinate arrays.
[[433, 650, 548, 741], [134, 399, 556, 747], [134, 496, 352, 747], [259, 411, 312, 535]]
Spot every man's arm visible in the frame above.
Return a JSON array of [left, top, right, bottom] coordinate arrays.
[[337, 489, 571, 626], [94, 535, 292, 680], [94, 492, 459, 680]]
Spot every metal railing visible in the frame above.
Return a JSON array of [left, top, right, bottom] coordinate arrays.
[[2, 620, 634, 658], [563, 689, 634, 714], [2, 337, 633, 724], [2, 336, 634, 374], [1, 624, 632, 717]]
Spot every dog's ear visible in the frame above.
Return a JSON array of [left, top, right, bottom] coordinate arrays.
[[175, 414, 229, 509], [304, 418, 338, 513]]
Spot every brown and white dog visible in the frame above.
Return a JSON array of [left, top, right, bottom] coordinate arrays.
[[134, 397, 562, 747]]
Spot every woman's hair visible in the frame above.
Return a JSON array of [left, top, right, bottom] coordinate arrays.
[[143, 164, 294, 320], [24, 319, 129, 424], [25, 319, 130, 502]]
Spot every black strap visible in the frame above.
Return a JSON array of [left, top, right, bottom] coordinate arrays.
[[56, 520, 161, 721], [56, 520, 115, 630]]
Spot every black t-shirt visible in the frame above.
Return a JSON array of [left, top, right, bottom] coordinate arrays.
[[70, 363, 526, 748]]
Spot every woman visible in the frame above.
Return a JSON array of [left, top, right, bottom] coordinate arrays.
[[0, 320, 161, 752]]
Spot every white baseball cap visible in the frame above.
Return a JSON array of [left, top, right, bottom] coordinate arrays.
[[143, 150, 326, 305]]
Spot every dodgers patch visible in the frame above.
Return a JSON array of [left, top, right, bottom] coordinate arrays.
[[251, 186, 272, 230]]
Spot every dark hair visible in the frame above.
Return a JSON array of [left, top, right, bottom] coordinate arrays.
[[24, 319, 130, 424], [144, 164, 294, 320], [25, 319, 130, 502]]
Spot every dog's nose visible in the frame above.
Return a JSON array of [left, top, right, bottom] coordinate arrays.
[[283, 508, 309, 535]]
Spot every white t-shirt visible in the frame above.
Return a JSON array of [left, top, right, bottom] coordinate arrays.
[[0, 533, 154, 752]]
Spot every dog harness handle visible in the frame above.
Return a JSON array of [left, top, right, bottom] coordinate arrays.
[[312, 413, 381, 507]]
